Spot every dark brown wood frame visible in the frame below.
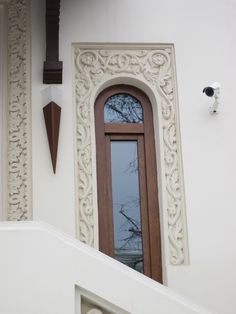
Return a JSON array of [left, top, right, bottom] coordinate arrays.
[[95, 85, 162, 283], [43, 0, 63, 84]]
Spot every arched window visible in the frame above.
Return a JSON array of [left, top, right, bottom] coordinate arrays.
[[95, 85, 162, 283]]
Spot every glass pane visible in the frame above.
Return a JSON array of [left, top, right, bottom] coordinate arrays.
[[110, 141, 144, 273], [104, 94, 143, 123]]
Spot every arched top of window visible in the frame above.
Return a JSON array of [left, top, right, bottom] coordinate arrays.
[[104, 93, 143, 123]]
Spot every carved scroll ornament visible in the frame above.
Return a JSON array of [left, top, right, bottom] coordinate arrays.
[[81, 296, 110, 314], [6, 0, 32, 220], [86, 310, 104, 314], [74, 44, 188, 265]]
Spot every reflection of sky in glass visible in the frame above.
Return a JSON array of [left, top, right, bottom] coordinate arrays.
[[104, 94, 143, 123], [111, 141, 144, 273]]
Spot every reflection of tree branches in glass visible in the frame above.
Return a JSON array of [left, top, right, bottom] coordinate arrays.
[[125, 157, 138, 174], [104, 94, 143, 123], [118, 201, 141, 248], [114, 197, 143, 272], [124, 145, 138, 174]]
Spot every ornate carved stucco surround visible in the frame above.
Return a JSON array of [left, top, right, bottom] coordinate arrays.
[[74, 43, 189, 265], [0, 0, 32, 220]]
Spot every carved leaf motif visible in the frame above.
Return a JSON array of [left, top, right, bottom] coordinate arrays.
[[7, 0, 31, 220], [74, 45, 187, 264], [80, 221, 91, 244], [86, 309, 104, 314]]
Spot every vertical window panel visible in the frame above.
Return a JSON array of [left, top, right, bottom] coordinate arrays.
[[95, 85, 162, 283], [111, 141, 144, 273]]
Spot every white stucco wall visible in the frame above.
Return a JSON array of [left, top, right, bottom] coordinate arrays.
[[31, 0, 76, 235], [31, 0, 236, 313], [0, 222, 213, 314]]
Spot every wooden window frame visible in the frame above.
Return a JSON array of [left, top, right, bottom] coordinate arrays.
[[95, 85, 162, 283]]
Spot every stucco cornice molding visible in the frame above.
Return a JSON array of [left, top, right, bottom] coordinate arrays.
[[5, 0, 32, 220], [74, 43, 188, 265]]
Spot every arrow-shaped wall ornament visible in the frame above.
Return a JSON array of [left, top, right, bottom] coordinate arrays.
[[43, 101, 61, 173]]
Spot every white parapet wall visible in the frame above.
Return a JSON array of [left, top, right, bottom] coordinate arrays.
[[0, 221, 213, 314]]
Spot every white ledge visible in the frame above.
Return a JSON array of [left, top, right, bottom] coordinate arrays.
[[0, 221, 213, 314]]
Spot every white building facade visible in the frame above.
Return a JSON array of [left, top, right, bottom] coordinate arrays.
[[0, 0, 236, 313]]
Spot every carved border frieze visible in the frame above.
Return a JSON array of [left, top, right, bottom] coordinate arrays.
[[6, 0, 32, 220], [74, 44, 188, 265], [81, 296, 111, 314]]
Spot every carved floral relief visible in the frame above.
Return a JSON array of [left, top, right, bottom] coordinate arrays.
[[6, 0, 31, 220], [74, 45, 187, 265], [81, 296, 110, 314]]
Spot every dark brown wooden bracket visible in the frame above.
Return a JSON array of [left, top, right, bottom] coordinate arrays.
[[43, 102, 61, 173], [43, 0, 63, 84]]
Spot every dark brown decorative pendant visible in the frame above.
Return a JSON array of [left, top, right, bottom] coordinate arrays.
[[43, 0, 63, 84], [43, 102, 61, 173]]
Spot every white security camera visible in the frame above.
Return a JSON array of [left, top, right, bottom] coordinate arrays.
[[203, 82, 220, 97], [202, 82, 221, 114]]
